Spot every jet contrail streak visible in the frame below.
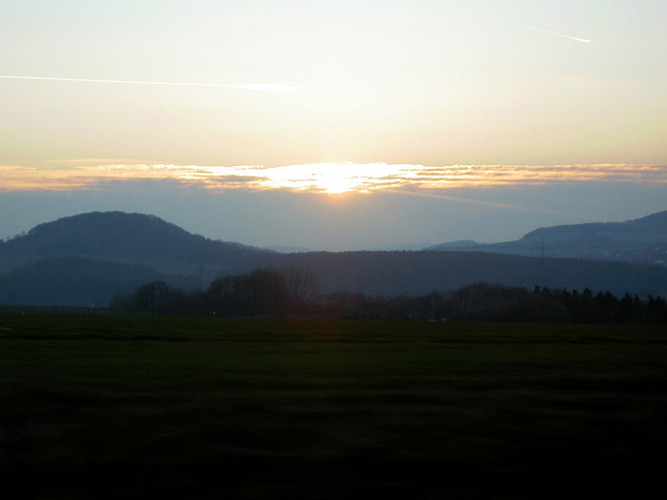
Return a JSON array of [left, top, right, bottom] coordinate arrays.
[[490, 16, 591, 43], [0, 74, 241, 88], [455, 9, 591, 44], [386, 189, 580, 218], [0, 75, 366, 92]]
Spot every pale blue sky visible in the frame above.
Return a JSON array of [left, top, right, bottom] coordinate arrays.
[[1, 1, 665, 249], [2, 180, 665, 251]]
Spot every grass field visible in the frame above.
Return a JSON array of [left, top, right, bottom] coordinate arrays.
[[1, 314, 666, 499]]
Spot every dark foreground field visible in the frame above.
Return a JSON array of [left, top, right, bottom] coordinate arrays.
[[1, 315, 666, 499]]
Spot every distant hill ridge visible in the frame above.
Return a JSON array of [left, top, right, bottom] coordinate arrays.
[[522, 210, 667, 240], [1, 210, 667, 306], [428, 210, 667, 262], [0, 211, 267, 263]]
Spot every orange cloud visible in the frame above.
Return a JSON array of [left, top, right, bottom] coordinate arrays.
[[1, 162, 665, 193]]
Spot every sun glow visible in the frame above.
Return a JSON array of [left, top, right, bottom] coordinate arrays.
[[256, 163, 411, 194], [1, 163, 665, 193]]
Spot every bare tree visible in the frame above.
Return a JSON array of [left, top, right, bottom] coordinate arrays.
[[282, 266, 319, 305]]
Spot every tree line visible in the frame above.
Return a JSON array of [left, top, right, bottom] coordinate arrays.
[[110, 267, 319, 317], [110, 267, 667, 324], [443, 283, 666, 324]]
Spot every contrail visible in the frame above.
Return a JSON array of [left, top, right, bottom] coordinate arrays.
[[489, 15, 591, 43], [0, 75, 302, 91], [0, 75, 368, 92], [386, 189, 581, 218], [455, 9, 591, 44]]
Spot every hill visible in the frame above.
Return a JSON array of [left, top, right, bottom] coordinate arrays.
[[0, 211, 267, 264], [0, 212, 272, 306], [1, 211, 666, 306], [428, 210, 667, 262], [266, 250, 667, 298]]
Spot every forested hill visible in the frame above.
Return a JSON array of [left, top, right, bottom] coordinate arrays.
[[265, 250, 667, 298], [0, 211, 269, 264], [1, 211, 667, 306], [522, 209, 667, 240], [428, 210, 667, 262]]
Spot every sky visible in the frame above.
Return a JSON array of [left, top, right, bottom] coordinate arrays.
[[1, 0, 665, 250]]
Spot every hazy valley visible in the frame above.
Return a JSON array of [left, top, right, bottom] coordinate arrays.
[[1, 210, 666, 307]]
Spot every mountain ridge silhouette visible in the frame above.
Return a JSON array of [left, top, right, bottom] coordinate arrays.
[[1, 210, 666, 306]]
